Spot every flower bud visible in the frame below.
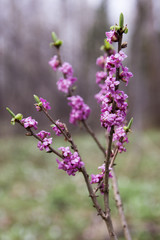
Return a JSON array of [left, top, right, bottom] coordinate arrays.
[[121, 42, 128, 48]]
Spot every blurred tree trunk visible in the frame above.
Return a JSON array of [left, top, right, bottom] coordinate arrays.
[[130, 0, 160, 129], [83, 0, 109, 127]]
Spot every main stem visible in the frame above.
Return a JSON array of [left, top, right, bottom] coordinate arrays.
[[111, 169, 132, 240], [103, 32, 123, 239]]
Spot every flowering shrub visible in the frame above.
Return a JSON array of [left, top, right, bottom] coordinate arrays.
[[7, 13, 133, 240]]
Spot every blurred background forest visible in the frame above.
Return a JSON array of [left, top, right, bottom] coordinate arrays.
[[0, 0, 160, 240], [1, 0, 160, 135]]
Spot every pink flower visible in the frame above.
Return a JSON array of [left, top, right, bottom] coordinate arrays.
[[90, 164, 112, 194], [56, 147, 84, 176], [96, 71, 107, 85], [67, 95, 90, 124], [59, 62, 73, 77], [120, 66, 133, 86], [37, 130, 51, 140], [37, 135, 52, 152], [105, 30, 118, 44], [39, 97, 51, 111], [48, 55, 60, 71], [21, 117, 38, 130], [52, 120, 65, 136], [96, 55, 106, 68], [113, 126, 128, 153], [57, 77, 77, 94]]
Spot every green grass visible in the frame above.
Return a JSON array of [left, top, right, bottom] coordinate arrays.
[[0, 129, 160, 240]]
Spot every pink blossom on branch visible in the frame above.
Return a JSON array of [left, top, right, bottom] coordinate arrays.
[[48, 55, 60, 71], [91, 164, 112, 194], [21, 116, 38, 130], [37, 130, 52, 152], [52, 120, 65, 136], [105, 30, 118, 44], [40, 97, 51, 111], [59, 62, 74, 77], [113, 126, 129, 153], [57, 77, 77, 94], [67, 95, 91, 125], [56, 146, 84, 176]]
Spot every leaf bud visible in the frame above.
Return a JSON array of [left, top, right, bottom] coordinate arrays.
[[34, 94, 40, 103], [119, 13, 124, 29], [124, 27, 128, 34], [54, 40, 63, 48], [121, 42, 128, 49], [15, 113, 23, 120], [123, 117, 133, 132], [51, 32, 58, 42], [110, 25, 115, 30], [11, 118, 16, 125]]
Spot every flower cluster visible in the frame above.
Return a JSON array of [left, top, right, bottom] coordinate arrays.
[[48, 55, 60, 71], [113, 126, 128, 153], [49, 57, 77, 94], [56, 147, 84, 176], [21, 116, 38, 130], [49, 56, 90, 124], [91, 164, 112, 194], [106, 30, 118, 44], [52, 120, 65, 136], [37, 130, 52, 152], [67, 95, 91, 124], [36, 97, 51, 111], [96, 30, 133, 149]]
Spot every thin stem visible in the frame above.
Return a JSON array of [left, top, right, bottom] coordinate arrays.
[[111, 169, 132, 240], [42, 108, 78, 152], [81, 166, 118, 240], [82, 120, 106, 157], [16, 120, 63, 159], [109, 148, 118, 169]]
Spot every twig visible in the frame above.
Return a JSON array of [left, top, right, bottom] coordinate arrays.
[[111, 169, 132, 240], [42, 108, 78, 152], [16, 120, 63, 159], [82, 120, 106, 157], [109, 148, 118, 169]]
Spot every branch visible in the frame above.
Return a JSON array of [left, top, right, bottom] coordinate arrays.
[[16, 120, 63, 159], [42, 108, 78, 152], [82, 120, 106, 157], [81, 166, 118, 240], [111, 169, 132, 240]]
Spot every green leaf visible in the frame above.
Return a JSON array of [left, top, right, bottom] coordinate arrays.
[[51, 32, 58, 42], [34, 94, 40, 103], [123, 117, 133, 132], [119, 13, 124, 28], [6, 107, 15, 118]]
